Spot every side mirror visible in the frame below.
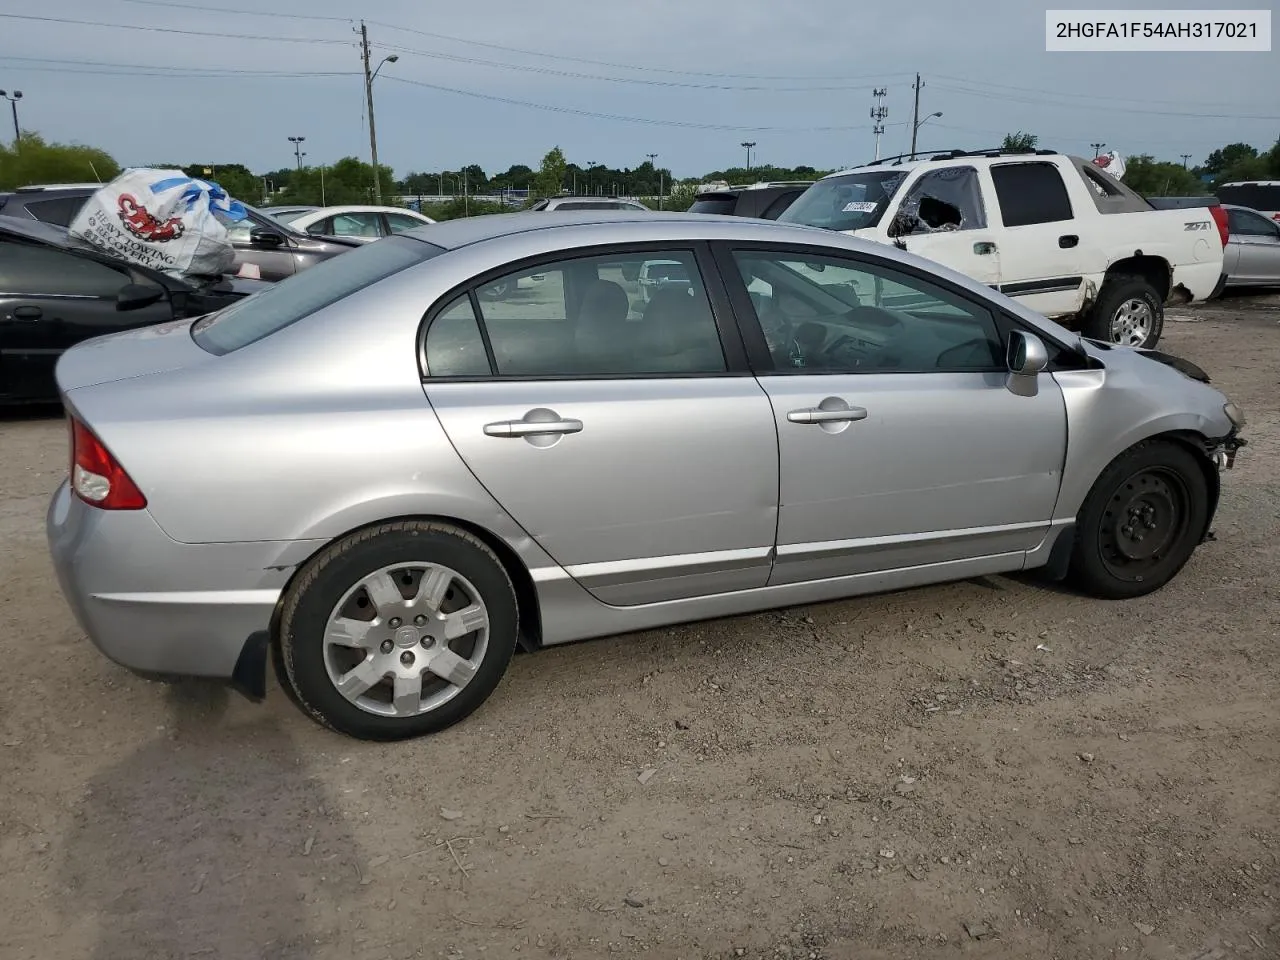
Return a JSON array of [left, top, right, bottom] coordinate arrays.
[[116, 283, 164, 312], [1007, 330, 1048, 377], [249, 228, 285, 248]]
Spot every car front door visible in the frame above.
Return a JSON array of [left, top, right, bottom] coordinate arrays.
[[0, 240, 171, 399], [420, 245, 779, 606], [228, 213, 298, 281], [887, 166, 1002, 289], [1227, 207, 1280, 283], [716, 243, 1068, 585], [986, 161, 1090, 317]]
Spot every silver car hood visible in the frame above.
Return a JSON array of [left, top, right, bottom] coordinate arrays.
[[55, 317, 211, 394]]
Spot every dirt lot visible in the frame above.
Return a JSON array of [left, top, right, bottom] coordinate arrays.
[[2, 292, 1278, 960]]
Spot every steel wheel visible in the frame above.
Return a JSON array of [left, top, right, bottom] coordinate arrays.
[[1109, 298, 1154, 346], [1097, 466, 1190, 583], [323, 562, 489, 718]]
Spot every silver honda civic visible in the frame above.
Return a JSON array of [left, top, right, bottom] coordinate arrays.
[[46, 213, 1247, 741]]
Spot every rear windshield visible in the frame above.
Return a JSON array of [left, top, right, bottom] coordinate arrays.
[[191, 236, 442, 354], [689, 196, 737, 216], [1216, 184, 1280, 211], [778, 170, 909, 231]]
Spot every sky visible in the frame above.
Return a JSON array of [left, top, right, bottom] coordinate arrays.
[[2, 0, 1277, 180]]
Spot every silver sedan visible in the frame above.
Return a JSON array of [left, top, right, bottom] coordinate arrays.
[[1223, 204, 1280, 287], [46, 213, 1247, 740]]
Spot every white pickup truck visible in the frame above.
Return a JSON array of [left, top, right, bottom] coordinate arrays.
[[778, 149, 1228, 349]]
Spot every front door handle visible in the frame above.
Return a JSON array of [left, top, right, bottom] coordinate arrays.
[[9, 305, 42, 321], [1059, 234, 1079, 248], [787, 406, 868, 424]]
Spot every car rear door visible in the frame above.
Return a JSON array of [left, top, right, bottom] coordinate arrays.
[[0, 240, 171, 399], [420, 244, 779, 606], [986, 161, 1090, 317], [715, 242, 1067, 584]]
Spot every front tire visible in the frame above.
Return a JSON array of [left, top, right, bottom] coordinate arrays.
[[278, 521, 518, 741], [1083, 273, 1164, 349], [1068, 441, 1208, 599]]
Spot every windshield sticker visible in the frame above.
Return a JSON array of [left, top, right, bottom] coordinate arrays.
[[842, 201, 879, 212]]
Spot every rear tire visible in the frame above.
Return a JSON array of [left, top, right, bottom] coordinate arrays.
[[278, 521, 518, 741], [1068, 441, 1208, 599], [1082, 273, 1164, 349]]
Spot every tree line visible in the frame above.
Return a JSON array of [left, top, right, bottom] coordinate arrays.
[[3, 132, 1278, 220]]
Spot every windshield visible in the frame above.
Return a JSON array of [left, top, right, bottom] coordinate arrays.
[[778, 170, 910, 231], [270, 209, 313, 224], [192, 236, 443, 354]]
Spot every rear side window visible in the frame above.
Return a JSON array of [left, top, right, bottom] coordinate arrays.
[[0, 241, 127, 297], [991, 162, 1073, 226], [1216, 184, 1280, 211], [192, 236, 442, 354], [24, 196, 87, 226], [760, 191, 803, 220], [424, 295, 491, 376], [689, 196, 737, 216]]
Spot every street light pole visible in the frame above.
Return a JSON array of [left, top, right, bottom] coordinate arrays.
[[0, 90, 22, 148], [288, 136, 306, 171], [740, 141, 756, 172], [646, 153, 661, 209], [361, 21, 398, 206], [910, 111, 942, 159]]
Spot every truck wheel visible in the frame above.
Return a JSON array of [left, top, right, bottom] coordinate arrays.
[[1083, 274, 1164, 349]]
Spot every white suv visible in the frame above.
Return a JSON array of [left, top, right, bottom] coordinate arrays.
[[529, 196, 650, 212]]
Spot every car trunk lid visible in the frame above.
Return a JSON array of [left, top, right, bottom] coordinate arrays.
[[54, 317, 214, 393]]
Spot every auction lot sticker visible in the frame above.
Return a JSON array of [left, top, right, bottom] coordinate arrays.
[[1046, 9, 1271, 50]]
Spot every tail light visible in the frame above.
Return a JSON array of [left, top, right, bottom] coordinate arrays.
[[1208, 205, 1230, 247], [69, 417, 146, 510]]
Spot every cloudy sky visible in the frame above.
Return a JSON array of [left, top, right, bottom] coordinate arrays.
[[3, 0, 1276, 179]]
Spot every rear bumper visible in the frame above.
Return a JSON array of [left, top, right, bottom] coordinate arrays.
[[1171, 260, 1225, 303], [46, 481, 306, 680]]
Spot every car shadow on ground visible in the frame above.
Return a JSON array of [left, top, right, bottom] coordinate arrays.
[[58, 681, 357, 960]]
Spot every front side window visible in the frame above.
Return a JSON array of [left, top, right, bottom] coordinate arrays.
[[778, 170, 910, 232], [386, 212, 427, 233], [0, 241, 128, 297], [193, 236, 442, 354], [891, 167, 987, 235], [731, 249, 1003, 374], [990, 162, 1073, 226], [1228, 208, 1280, 238], [426, 250, 726, 378]]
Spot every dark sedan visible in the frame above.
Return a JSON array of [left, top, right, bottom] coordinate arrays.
[[0, 217, 266, 402], [0, 186, 360, 281]]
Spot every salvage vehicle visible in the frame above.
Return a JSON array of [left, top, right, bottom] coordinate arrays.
[[47, 212, 1245, 741], [1, 187, 360, 281], [779, 148, 1228, 349], [0, 217, 265, 403], [1221, 204, 1280, 287]]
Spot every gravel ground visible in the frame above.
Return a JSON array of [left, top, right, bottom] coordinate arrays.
[[1, 291, 1278, 960]]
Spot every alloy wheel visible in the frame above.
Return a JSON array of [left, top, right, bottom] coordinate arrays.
[[1109, 298, 1154, 346]]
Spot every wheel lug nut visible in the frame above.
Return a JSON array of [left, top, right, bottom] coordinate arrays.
[[414, 615, 427, 626], [380, 640, 393, 654], [421, 636, 435, 649], [400, 651, 414, 666], [389, 617, 402, 628]]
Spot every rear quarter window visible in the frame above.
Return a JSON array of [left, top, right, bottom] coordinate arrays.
[[191, 236, 443, 354]]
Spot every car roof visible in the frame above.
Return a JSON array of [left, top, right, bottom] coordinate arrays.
[[299, 205, 428, 216]]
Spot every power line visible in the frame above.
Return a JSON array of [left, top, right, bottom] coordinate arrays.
[[377, 41, 914, 92], [933, 80, 1278, 122], [383, 74, 909, 133], [0, 12, 347, 44], [106, 0, 351, 21], [929, 72, 1267, 111], [0, 54, 355, 76]]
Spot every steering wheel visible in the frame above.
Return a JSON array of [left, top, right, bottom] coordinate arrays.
[[935, 337, 1001, 370]]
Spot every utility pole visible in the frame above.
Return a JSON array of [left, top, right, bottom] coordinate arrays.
[[1090, 142, 1107, 158], [741, 141, 756, 172], [0, 90, 22, 149], [1180, 153, 1192, 169], [359, 21, 398, 205], [870, 88, 887, 161], [646, 152, 662, 208], [909, 74, 922, 158]]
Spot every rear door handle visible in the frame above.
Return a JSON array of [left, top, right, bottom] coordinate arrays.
[[973, 241, 997, 255], [1059, 234, 1079, 248], [787, 406, 868, 424], [483, 417, 583, 437], [9, 305, 42, 321]]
